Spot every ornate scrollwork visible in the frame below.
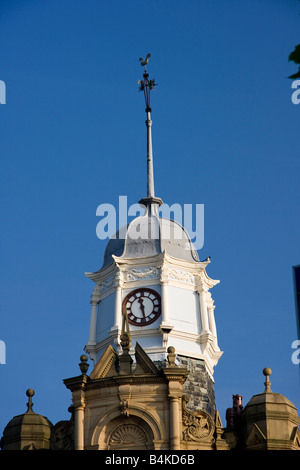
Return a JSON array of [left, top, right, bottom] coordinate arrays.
[[50, 419, 74, 450], [98, 275, 116, 294], [120, 399, 129, 417], [168, 268, 196, 285], [124, 267, 160, 282], [182, 396, 215, 442]]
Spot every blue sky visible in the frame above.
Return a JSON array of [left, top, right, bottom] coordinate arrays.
[[0, 0, 299, 434]]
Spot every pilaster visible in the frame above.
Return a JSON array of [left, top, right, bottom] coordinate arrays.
[[163, 347, 189, 450]]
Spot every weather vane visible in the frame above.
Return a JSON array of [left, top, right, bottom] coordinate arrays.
[[138, 53, 156, 112], [137, 53, 162, 206]]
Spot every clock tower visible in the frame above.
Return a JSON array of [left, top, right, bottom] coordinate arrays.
[[84, 57, 222, 415]]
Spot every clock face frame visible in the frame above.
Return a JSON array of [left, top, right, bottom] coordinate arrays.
[[122, 288, 161, 326]]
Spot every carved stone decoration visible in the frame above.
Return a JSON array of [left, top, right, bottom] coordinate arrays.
[[167, 268, 196, 286], [120, 400, 129, 417], [91, 284, 101, 303], [123, 266, 160, 282], [182, 396, 215, 443], [50, 420, 74, 450], [99, 275, 116, 294], [118, 384, 131, 417], [108, 424, 148, 449]]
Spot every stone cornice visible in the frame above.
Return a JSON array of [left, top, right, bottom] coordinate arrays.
[[85, 250, 216, 283], [163, 366, 189, 384], [85, 260, 117, 284], [85, 251, 219, 299], [63, 374, 90, 393], [83, 374, 167, 391]]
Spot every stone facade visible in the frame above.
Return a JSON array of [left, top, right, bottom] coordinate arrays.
[[179, 356, 216, 418], [60, 344, 228, 450], [1, 351, 300, 450]]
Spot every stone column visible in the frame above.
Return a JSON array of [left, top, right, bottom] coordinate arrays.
[[88, 301, 98, 345], [160, 266, 170, 325], [161, 282, 169, 325], [163, 347, 189, 451], [195, 275, 210, 334], [64, 362, 89, 451], [73, 386, 86, 451], [159, 266, 173, 347], [208, 305, 217, 338], [74, 404, 85, 450], [206, 291, 219, 348], [169, 386, 181, 450], [113, 271, 124, 330], [88, 285, 100, 345], [198, 289, 209, 334]]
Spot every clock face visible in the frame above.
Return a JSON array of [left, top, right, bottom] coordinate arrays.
[[122, 288, 161, 326]]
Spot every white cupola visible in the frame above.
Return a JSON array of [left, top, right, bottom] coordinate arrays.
[[84, 57, 222, 378]]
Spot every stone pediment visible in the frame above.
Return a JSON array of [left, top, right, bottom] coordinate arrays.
[[134, 342, 160, 375], [245, 422, 267, 448], [290, 426, 300, 449], [89, 343, 160, 380], [90, 345, 119, 379]]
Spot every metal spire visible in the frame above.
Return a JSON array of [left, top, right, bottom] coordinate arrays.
[[138, 54, 163, 209]]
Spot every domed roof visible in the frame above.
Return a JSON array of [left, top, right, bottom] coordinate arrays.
[[102, 206, 200, 268], [240, 368, 300, 450], [242, 368, 299, 418], [0, 389, 53, 450], [244, 392, 298, 417], [245, 389, 298, 412]]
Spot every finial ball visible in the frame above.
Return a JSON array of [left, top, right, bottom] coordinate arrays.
[[79, 354, 90, 375], [167, 346, 175, 354], [263, 367, 272, 377], [26, 388, 35, 397]]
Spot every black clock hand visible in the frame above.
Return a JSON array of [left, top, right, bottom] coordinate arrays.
[[138, 297, 146, 319]]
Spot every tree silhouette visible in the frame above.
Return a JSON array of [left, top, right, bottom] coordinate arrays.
[[289, 44, 300, 79]]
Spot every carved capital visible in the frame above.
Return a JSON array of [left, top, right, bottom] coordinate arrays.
[[160, 265, 169, 284], [168, 380, 183, 399], [91, 284, 101, 304], [72, 391, 86, 410], [114, 270, 124, 288], [98, 274, 117, 295], [195, 274, 208, 294], [164, 367, 189, 387]]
